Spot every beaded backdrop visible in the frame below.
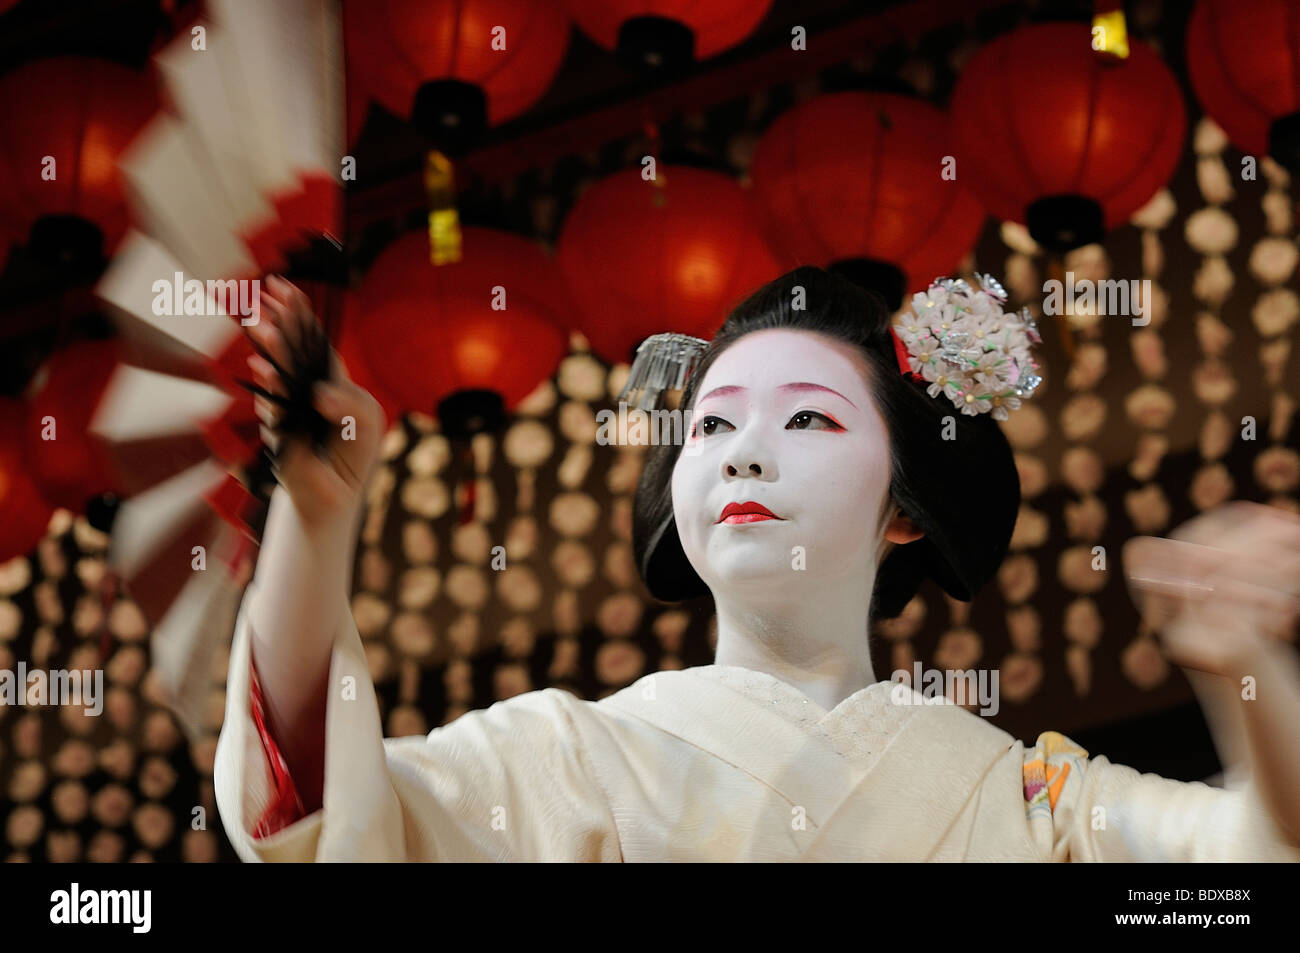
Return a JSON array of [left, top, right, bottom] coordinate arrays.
[[1, 0, 1298, 861]]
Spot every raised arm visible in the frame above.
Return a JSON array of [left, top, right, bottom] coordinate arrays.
[[1039, 739, 1300, 862], [241, 275, 386, 813], [214, 278, 619, 862], [1122, 500, 1300, 850]]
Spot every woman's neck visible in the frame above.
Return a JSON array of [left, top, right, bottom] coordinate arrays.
[[710, 577, 878, 712]]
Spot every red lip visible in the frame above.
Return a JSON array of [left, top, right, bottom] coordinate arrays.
[[716, 501, 783, 524]]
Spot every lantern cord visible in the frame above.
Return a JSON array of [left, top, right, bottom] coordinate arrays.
[[458, 442, 477, 525], [95, 569, 122, 667], [642, 106, 662, 174], [1045, 255, 1077, 363], [643, 109, 659, 151]]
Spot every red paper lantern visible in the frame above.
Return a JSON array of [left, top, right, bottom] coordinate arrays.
[[349, 227, 570, 432], [563, 0, 772, 70], [949, 23, 1186, 252], [344, 0, 569, 149], [1187, 0, 1300, 175], [558, 164, 782, 363], [749, 91, 986, 309], [0, 57, 158, 268], [23, 338, 126, 510], [0, 400, 56, 562], [335, 292, 404, 428]]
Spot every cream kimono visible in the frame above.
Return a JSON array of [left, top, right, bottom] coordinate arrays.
[[214, 583, 1300, 862]]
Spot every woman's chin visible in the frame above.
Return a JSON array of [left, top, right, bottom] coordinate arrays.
[[700, 551, 799, 593]]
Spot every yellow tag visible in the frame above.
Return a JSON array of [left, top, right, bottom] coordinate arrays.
[[428, 208, 462, 265], [424, 150, 462, 265], [1091, 10, 1129, 59]]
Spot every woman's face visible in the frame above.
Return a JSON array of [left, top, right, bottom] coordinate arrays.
[[671, 328, 894, 597]]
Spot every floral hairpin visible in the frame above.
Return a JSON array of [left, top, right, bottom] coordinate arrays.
[[889, 273, 1043, 421]]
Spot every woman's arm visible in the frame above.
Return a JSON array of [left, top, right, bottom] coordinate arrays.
[[1124, 500, 1300, 849], [217, 280, 618, 862], [241, 275, 386, 814], [246, 488, 358, 814], [1049, 742, 1300, 862], [1219, 636, 1300, 846]]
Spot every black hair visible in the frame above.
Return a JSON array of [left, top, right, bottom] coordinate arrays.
[[632, 265, 1021, 621]]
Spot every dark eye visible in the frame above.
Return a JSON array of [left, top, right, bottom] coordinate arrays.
[[693, 415, 735, 438], [787, 411, 842, 431]]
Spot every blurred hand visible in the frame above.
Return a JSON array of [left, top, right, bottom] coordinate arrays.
[[245, 275, 385, 527], [1123, 501, 1300, 678]]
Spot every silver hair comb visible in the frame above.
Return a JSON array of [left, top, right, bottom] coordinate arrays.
[[617, 332, 710, 411]]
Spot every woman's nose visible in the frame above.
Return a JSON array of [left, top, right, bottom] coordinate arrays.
[[721, 444, 777, 480]]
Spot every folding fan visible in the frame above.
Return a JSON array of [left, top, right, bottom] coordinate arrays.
[[122, 0, 344, 279], [89, 0, 346, 739]]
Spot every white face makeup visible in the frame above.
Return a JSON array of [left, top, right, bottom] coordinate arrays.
[[671, 328, 894, 597]]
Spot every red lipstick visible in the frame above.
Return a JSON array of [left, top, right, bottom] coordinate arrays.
[[716, 501, 783, 524]]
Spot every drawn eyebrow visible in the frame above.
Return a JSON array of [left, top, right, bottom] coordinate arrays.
[[779, 382, 858, 409], [697, 385, 746, 403], [697, 382, 857, 409]]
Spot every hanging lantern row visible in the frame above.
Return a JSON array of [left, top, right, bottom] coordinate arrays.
[[0, 6, 1230, 563], [343, 0, 774, 152], [237, 13, 1204, 441], [0, 9, 1213, 285], [0, 0, 775, 280]]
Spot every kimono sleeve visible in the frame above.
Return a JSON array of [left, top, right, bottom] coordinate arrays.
[[1022, 730, 1300, 862], [214, 581, 622, 862], [247, 651, 309, 837]]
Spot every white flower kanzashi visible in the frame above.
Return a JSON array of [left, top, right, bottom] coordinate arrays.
[[894, 273, 1042, 421]]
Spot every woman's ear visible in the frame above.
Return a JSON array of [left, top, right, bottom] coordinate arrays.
[[884, 511, 925, 545]]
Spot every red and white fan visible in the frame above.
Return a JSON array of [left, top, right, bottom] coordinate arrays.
[[90, 0, 346, 742]]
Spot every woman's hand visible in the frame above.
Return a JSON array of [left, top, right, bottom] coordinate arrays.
[[1122, 500, 1300, 679], [246, 275, 386, 527]]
